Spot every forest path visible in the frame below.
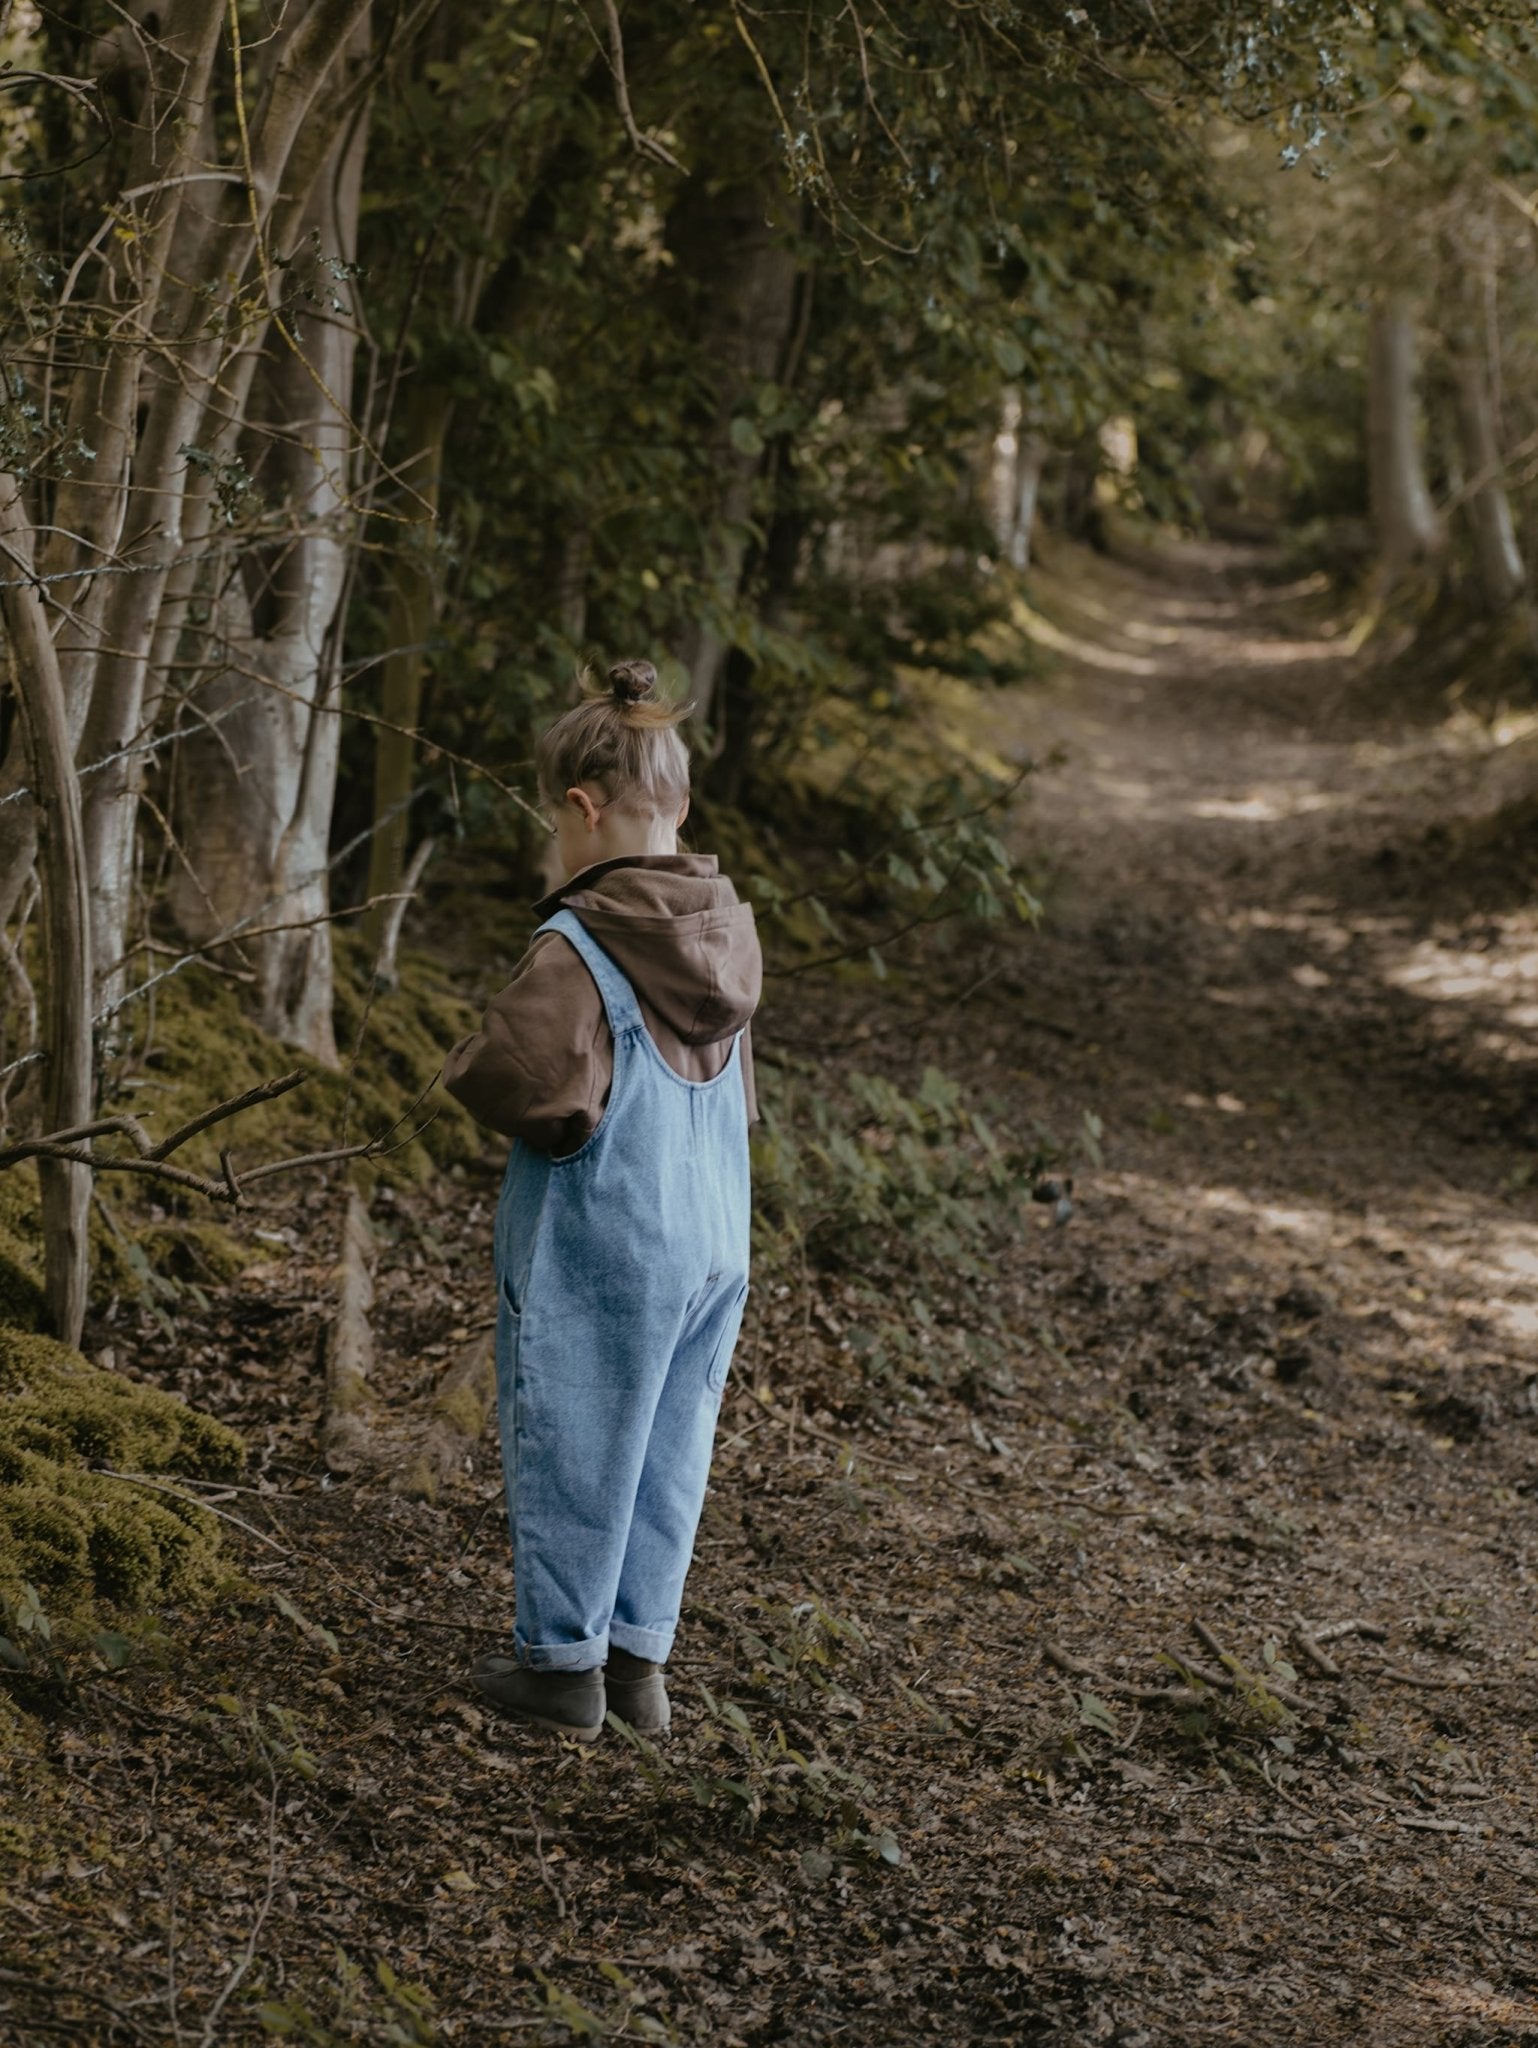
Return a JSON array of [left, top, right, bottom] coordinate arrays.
[[1002, 530, 1538, 1391]]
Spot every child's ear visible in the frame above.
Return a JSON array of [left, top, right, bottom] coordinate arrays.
[[566, 787, 602, 832], [676, 797, 690, 829]]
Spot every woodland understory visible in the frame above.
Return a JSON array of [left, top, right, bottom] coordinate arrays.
[[5, 537, 1538, 2047], [6, 5, 1538, 2045]]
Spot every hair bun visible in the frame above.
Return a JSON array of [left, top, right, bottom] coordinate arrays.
[[608, 659, 657, 706]]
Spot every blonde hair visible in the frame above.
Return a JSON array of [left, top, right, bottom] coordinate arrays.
[[535, 660, 691, 817]]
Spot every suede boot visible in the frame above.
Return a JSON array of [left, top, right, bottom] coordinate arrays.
[[605, 1646, 671, 1734], [470, 1654, 604, 1741]]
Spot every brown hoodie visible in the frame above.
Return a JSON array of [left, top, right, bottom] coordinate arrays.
[[442, 853, 761, 1155]]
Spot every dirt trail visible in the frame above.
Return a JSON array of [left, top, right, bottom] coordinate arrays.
[[1003, 534, 1538, 1351], [9, 538, 1538, 2048]]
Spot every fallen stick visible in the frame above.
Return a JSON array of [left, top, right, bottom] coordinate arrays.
[[1289, 1617, 1342, 1679], [1363, 1654, 1521, 1691], [95, 1468, 294, 1558], [1042, 1641, 1206, 1709], [1312, 1619, 1388, 1644]]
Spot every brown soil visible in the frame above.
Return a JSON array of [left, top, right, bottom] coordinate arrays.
[[6, 537, 1538, 2047]]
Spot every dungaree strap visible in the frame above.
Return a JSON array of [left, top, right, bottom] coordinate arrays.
[[536, 908, 645, 1038]]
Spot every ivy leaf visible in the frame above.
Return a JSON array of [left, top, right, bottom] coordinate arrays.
[[729, 415, 764, 458]]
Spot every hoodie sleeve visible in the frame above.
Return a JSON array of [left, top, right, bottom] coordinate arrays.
[[441, 933, 610, 1154]]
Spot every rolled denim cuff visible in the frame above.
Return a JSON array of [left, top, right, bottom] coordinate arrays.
[[515, 1629, 607, 1672]]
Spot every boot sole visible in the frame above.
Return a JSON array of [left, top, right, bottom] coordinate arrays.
[[471, 1675, 604, 1742], [479, 1699, 604, 1743]]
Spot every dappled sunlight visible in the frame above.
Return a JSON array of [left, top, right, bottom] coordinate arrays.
[[1221, 633, 1343, 665], [1186, 789, 1348, 822], [1013, 600, 1163, 675], [1104, 1168, 1538, 1355], [1380, 915, 1538, 1056]]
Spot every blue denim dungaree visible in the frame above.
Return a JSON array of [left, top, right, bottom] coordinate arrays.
[[493, 909, 751, 1670]]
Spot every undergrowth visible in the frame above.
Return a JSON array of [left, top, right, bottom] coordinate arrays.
[[752, 1058, 1099, 1407], [0, 937, 478, 1631]]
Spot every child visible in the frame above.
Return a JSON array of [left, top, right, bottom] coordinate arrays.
[[442, 659, 761, 1741]]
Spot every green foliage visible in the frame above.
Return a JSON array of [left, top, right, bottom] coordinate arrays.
[[205, 1691, 320, 1783], [754, 1062, 1016, 1273], [751, 1058, 1093, 1400]]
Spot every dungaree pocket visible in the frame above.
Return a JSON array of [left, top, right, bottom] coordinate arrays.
[[706, 1282, 750, 1393]]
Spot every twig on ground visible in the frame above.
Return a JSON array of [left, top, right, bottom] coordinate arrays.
[[94, 1469, 296, 1558], [1312, 1619, 1388, 1644], [1041, 1641, 1206, 1708], [0, 1971, 152, 2044], [526, 1804, 569, 1920], [1289, 1618, 1342, 1679], [197, 1763, 280, 2044], [1176, 1622, 1316, 1714], [1363, 1653, 1520, 1690]]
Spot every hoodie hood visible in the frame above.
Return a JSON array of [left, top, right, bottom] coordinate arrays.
[[534, 854, 761, 1048]]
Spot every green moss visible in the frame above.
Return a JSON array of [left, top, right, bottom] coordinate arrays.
[[97, 940, 480, 1194], [0, 1165, 46, 1331], [0, 1325, 242, 1612], [131, 1220, 260, 1285]]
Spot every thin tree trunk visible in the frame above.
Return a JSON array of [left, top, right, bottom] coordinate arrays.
[[0, 475, 93, 1344], [1367, 291, 1443, 569], [66, 0, 374, 1021], [364, 384, 452, 956], [1451, 334, 1524, 613], [170, 39, 372, 1061], [1009, 431, 1048, 571]]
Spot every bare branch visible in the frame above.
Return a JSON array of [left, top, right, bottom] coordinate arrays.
[[600, 0, 687, 174], [143, 1071, 307, 1160], [0, 1065, 428, 1205]]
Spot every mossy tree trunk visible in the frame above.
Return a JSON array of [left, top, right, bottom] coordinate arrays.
[[167, 35, 373, 1062]]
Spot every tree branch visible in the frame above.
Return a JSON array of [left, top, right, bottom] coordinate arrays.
[[600, 0, 687, 174]]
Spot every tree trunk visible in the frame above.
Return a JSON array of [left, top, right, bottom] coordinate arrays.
[[364, 384, 452, 958], [169, 41, 372, 1061], [1059, 432, 1107, 550], [1367, 292, 1443, 570], [666, 178, 801, 731], [0, 476, 93, 1345], [1009, 431, 1048, 571], [64, 0, 374, 1025], [1451, 335, 1524, 614]]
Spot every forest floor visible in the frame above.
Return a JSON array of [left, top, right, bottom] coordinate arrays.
[[7, 535, 1538, 2047]]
